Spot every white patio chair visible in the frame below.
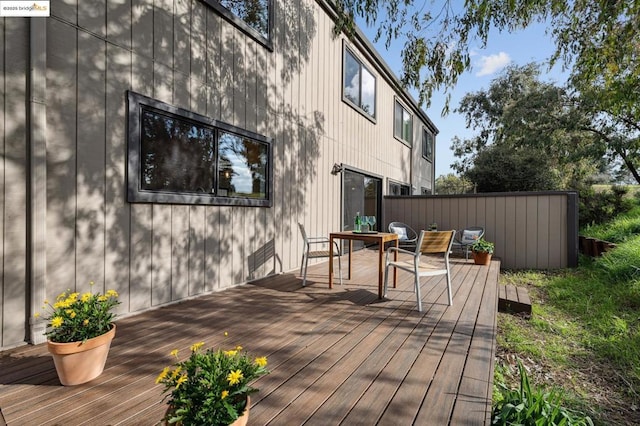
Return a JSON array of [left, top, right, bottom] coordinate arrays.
[[388, 221, 418, 249], [383, 230, 455, 312], [298, 223, 342, 287], [451, 226, 484, 260]]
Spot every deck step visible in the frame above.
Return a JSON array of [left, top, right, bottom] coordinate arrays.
[[498, 284, 532, 316]]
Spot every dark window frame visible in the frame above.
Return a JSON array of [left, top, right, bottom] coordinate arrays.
[[388, 180, 411, 196], [127, 91, 273, 207], [422, 127, 434, 162], [342, 43, 377, 122], [394, 99, 413, 145], [201, 0, 274, 51]]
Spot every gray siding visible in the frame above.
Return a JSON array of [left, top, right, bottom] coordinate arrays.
[[0, 0, 436, 349], [384, 193, 577, 269]]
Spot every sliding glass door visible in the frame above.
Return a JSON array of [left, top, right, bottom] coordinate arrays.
[[343, 169, 382, 248]]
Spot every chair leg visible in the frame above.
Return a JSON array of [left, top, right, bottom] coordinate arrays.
[[337, 252, 343, 285], [302, 255, 309, 287], [446, 272, 453, 306], [415, 276, 422, 312], [383, 263, 390, 297]]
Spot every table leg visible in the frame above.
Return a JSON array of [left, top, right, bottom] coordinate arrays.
[[329, 235, 334, 289], [348, 240, 353, 280], [393, 238, 398, 288], [378, 240, 384, 298]]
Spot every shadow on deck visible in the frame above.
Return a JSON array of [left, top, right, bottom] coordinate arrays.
[[0, 250, 500, 425]]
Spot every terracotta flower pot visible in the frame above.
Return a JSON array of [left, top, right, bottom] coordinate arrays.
[[47, 324, 116, 386], [472, 251, 492, 265]]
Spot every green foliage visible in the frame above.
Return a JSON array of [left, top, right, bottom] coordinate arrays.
[[582, 205, 640, 243], [498, 207, 640, 423], [435, 173, 474, 194], [465, 143, 562, 192], [471, 238, 494, 254], [40, 284, 120, 343], [492, 361, 593, 426], [578, 185, 635, 228], [157, 342, 269, 426]]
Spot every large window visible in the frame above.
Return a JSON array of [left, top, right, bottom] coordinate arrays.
[[128, 91, 272, 207], [422, 128, 434, 162], [394, 100, 412, 144], [343, 46, 376, 119], [203, 0, 272, 47]]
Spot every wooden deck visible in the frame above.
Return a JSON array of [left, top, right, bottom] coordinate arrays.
[[0, 249, 499, 425]]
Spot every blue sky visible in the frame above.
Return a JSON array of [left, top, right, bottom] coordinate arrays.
[[358, 20, 570, 178]]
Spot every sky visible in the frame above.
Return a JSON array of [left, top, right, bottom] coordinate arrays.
[[358, 18, 570, 178]]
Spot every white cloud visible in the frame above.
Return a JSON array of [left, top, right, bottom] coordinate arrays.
[[475, 52, 511, 76]]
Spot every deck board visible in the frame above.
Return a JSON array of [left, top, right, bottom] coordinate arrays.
[[0, 249, 499, 425]]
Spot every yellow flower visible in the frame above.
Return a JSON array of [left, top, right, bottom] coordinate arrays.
[[224, 350, 238, 357], [34, 312, 40, 319], [227, 369, 243, 385], [224, 331, 228, 336], [81, 292, 92, 302], [106, 289, 119, 298], [190, 342, 205, 352], [235, 345, 243, 351], [170, 366, 182, 379], [83, 319, 90, 325], [98, 295, 108, 302], [170, 349, 179, 358], [51, 317, 64, 328], [66, 309, 77, 319], [221, 390, 229, 399], [254, 357, 268, 367], [53, 300, 69, 309], [175, 373, 188, 389], [155, 367, 170, 384]]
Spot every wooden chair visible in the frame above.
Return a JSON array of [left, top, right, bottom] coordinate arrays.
[[383, 230, 455, 312], [298, 223, 342, 287]]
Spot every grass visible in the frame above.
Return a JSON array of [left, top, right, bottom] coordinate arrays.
[[495, 203, 640, 425]]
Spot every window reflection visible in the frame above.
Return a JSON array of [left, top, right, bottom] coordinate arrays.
[[141, 110, 215, 193], [218, 0, 270, 38], [343, 47, 376, 118], [218, 132, 268, 199]]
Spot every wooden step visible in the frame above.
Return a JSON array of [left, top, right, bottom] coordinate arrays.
[[498, 284, 532, 316]]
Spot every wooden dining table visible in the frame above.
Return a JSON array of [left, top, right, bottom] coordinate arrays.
[[329, 231, 399, 299]]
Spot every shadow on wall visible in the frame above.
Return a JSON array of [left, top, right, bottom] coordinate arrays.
[[2, 0, 325, 346]]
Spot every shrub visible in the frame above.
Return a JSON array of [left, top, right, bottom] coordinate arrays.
[[492, 361, 593, 426]]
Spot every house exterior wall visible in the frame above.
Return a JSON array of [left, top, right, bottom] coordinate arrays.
[[0, 0, 436, 349], [384, 192, 579, 269]]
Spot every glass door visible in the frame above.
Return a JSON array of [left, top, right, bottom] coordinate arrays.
[[343, 169, 382, 248]]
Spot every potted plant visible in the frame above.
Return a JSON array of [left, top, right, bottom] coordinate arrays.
[[37, 282, 120, 386], [157, 339, 269, 426], [471, 238, 495, 265]]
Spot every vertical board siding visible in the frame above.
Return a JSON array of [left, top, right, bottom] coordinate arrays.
[[46, 18, 77, 298], [384, 193, 575, 270], [1, 0, 440, 348], [2, 18, 29, 347]]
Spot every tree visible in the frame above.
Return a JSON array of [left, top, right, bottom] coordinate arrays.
[[451, 63, 601, 188], [334, 0, 639, 116], [465, 143, 562, 192], [435, 173, 474, 194]]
